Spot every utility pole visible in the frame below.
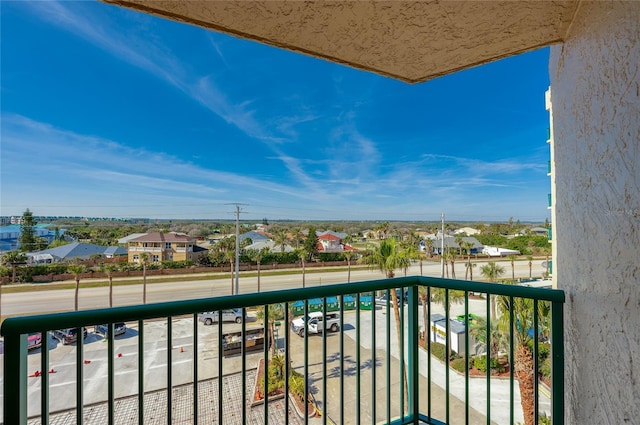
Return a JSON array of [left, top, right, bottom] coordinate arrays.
[[226, 203, 247, 295], [441, 212, 445, 278]]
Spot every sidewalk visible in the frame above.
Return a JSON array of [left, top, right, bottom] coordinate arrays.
[[27, 369, 311, 425]]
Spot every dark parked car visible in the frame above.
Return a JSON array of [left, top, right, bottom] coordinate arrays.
[[94, 322, 127, 337], [375, 289, 409, 306], [51, 327, 88, 345]]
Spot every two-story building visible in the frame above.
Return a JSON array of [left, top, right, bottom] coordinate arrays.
[[127, 232, 196, 263]]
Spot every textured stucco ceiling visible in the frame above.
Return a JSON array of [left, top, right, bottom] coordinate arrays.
[[104, 0, 579, 83]]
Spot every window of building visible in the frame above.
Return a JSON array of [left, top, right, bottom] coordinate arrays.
[[152, 255, 159, 263], [165, 242, 172, 250]]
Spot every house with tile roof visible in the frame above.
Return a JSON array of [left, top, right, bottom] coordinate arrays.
[[127, 232, 196, 263], [316, 232, 357, 253]]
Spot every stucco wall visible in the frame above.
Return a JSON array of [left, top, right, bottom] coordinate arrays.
[[549, 1, 640, 423]]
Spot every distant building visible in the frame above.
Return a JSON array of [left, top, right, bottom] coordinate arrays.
[[103, 246, 128, 258], [27, 242, 116, 264], [317, 233, 343, 252], [244, 239, 294, 253], [0, 224, 63, 252], [453, 227, 480, 236], [117, 233, 148, 244], [238, 230, 269, 244], [423, 234, 483, 255], [316, 231, 357, 253], [482, 246, 520, 257], [530, 227, 548, 236], [127, 232, 196, 263], [317, 230, 348, 240]]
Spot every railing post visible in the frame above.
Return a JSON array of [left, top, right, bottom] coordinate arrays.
[[3, 332, 28, 424], [551, 300, 565, 425], [407, 285, 419, 423]]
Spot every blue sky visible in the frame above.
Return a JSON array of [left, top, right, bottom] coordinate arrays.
[[1, 1, 551, 222]]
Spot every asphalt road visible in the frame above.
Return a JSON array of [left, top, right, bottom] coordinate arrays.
[[2, 260, 541, 317]]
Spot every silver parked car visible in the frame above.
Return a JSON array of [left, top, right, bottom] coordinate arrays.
[[51, 327, 88, 345], [198, 309, 245, 325], [94, 322, 127, 337]]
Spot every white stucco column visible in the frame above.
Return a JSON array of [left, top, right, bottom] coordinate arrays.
[[549, 1, 640, 423]]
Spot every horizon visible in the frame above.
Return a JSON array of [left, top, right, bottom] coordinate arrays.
[[2, 1, 552, 223], [1, 214, 545, 227]]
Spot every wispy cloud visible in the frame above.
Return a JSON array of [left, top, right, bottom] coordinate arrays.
[[421, 153, 544, 175], [1, 115, 317, 203], [23, 1, 272, 141]]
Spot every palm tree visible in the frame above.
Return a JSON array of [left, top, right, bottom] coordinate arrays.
[[441, 250, 450, 278], [399, 244, 420, 276], [462, 241, 474, 280], [291, 227, 305, 249], [358, 238, 408, 412], [68, 264, 86, 311], [271, 228, 289, 253], [465, 262, 477, 282], [455, 236, 464, 256], [342, 250, 356, 283], [507, 254, 517, 281], [480, 262, 505, 320], [247, 247, 269, 292], [296, 248, 307, 288], [468, 316, 506, 359], [1, 251, 27, 284], [448, 248, 457, 279], [497, 290, 550, 425], [103, 263, 118, 308], [256, 303, 284, 358], [424, 238, 434, 258], [526, 255, 533, 279], [418, 285, 429, 344], [140, 253, 149, 303]]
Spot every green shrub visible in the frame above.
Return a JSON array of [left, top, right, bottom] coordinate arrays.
[[160, 260, 192, 269], [430, 342, 446, 361], [526, 340, 551, 364], [450, 357, 467, 373], [316, 252, 344, 262], [288, 371, 305, 399], [539, 356, 551, 379], [427, 342, 458, 361], [473, 355, 505, 373]]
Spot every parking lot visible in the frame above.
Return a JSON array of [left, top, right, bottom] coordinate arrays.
[[2, 310, 399, 422], [1, 301, 528, 424]]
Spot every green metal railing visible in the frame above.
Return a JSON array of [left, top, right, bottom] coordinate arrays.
[[1, 276, 564, 425]]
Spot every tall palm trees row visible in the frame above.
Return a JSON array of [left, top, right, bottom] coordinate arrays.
[[360, 239, 545, 425]]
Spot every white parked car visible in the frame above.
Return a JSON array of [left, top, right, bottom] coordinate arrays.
[[291, 311, 340, 337]]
